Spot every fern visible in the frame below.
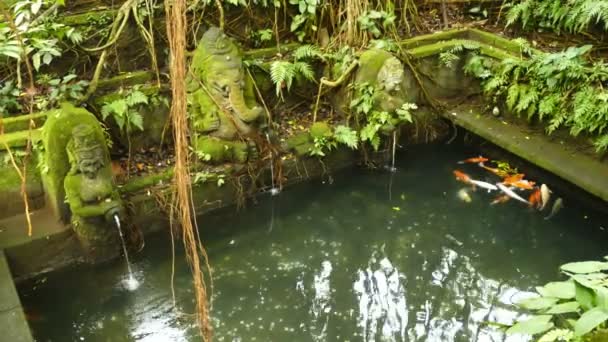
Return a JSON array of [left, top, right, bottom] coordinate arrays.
[[293, 45, 324, 61], [506, 0, 608, 34], [466, 41, 608, 153], [270, 60, 296, 98]]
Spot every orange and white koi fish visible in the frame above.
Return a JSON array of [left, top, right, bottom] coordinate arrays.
[[458, 156, 489, 164], [503, 173, 525, 183], [491, 194, 510, 205], [504, 179, 536, 190], [528, 187, 542, 209], [453, 170, 471, 183], [496, 183, 530, 204]]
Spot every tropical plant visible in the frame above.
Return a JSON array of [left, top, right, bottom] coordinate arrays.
[[33, 73, 88, 110], [269, 45, 323, 99], [506, 258, 608, 341], [357, 10, 396, 38], [0, 80, 22, 115], [350, 82, 417, 151], [308, 124, 359, 157], [465, 43, 608, 153], [288, 0, 319, 42], [100, 88, 148, 137], [505, 0, 608, 34]]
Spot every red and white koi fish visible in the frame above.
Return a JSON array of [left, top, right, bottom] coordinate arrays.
[[453, 170, 471, 184], [496, 183, 530, 204], [458, 156, 489, 164], [504, 179, 536, 190]]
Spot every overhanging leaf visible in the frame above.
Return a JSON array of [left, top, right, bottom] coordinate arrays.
[[574, 307, 608, 337], [561, 261, 608, 274], [507, 315, 554, 335], [517, 296, 560, 310], [537, 281, 576, 299], [545, 301, 580, 314]]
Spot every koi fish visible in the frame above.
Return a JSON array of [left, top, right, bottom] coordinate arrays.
[[457, 188, 472, 203], [496, 183, 530, 204], [453, 170, 471, 183], [528, 187, 542, 209], [469, 179, 498, 192], [503, 173, 525, 183], [504, 179, 536, 190], [479, 164, 510, 178], [458, 156, 489, 164], [544, 198, 563, 220], [539, 184, 552, 210], [491, 194, 510, 205]]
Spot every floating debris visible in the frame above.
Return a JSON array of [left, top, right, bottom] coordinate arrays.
[[457, 188, 472, 203]]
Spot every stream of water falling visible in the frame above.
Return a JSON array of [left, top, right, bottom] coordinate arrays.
[[113, 214, 140, 291], [265, 132, 280, 196]]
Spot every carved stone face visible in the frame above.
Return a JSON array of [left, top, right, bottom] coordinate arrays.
[[70, 124, 105, 179], [377, 56, 405, 94]]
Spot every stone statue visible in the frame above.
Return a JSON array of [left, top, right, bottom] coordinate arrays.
[[63, 124, 124, 260], [335, 49, 419, 133], [64, 124, 124, 222], [42, 103, 126, 262], [187, 26, 265, 163]]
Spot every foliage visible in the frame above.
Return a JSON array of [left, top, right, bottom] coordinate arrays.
[[34, 73, 88, 110], [193, 170, 225, 187], [100, 87, 151, 137], [0, 0, 82, 71], [0, 80, 22, 115], [506, 257, 608, 341], [350, 82, 416, 151], [249, 28, 273, 47], [465, 43, 608, 153], [269, 45, 322, 99], [357, 10, 396, 38], [308, 124, 359, 157], [288, 0, 319, 42], [333, 125, 358, 149], [505, 0, 608, 34]]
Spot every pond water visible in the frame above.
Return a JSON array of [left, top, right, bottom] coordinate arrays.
[[20, 144, 608, 342]]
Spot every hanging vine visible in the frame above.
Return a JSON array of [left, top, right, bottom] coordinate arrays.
[[164, 0, 212, 340]]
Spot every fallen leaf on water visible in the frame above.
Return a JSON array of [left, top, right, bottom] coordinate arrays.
[[392, 207, 401, 211]]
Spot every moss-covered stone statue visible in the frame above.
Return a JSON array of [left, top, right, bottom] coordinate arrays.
[[187, 26, 265, 163], [335, 49, 419, 132], [42, 103, 124, 261]]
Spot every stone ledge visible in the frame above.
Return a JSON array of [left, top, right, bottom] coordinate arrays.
[[0, 251, 33, 342]]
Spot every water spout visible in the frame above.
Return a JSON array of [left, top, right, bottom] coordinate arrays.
[[265, 132, 280, 196], [388, 131, 397, 173], [113, 214, 140, 291]]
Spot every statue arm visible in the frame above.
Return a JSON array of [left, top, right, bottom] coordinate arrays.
[[64, 176, 121, 218]]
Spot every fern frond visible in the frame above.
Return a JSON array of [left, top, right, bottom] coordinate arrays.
[[270, 61, 295, 97], [293, 45, 324, 61], [294, 61, 315, 81]]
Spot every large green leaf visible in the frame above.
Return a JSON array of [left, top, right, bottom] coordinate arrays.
[[538, 329, 574, 342], [545, 301, 580, 314], [537, 281, 576, 299], [575, 281, 596, 311], [517, 296, 560, 310], [561, 261, 608, 274], [507, 315, 554, 335], [574, 307, 608, 337]]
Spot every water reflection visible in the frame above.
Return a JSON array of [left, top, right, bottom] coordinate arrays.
[[354, 255, 408, 341]]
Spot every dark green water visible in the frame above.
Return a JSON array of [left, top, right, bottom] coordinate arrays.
[[20, 145, 608, 342]]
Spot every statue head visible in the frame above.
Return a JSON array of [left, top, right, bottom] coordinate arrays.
[[377, 56, 405, 94], [68, 124, 106, 179]]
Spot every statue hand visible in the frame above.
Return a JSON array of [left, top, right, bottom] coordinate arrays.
[[103, 202, 125, 224]]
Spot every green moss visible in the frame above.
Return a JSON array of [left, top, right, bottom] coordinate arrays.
[[310, 122, 332, 138], [0, 129, 42, 150], [96, 71, 155, 92], [41, 102, 110, 221], [195, 136, 249, 163], [120, 168, 174, 194], [0, 112, 48, 133], [407, 40, 515, 60], [60, 10, 118, 26], [285, 132, 314, 156], [399, 28, 469, 49]]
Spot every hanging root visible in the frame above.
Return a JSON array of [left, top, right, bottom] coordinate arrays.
[[165, 0, 212, 340]]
